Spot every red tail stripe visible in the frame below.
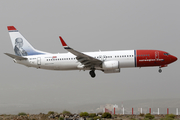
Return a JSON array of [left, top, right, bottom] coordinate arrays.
[[7, 26, 17, 31]]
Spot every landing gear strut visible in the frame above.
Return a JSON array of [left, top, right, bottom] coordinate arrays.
[[89, 70, 96, 78], [158, 68, 162, 73]]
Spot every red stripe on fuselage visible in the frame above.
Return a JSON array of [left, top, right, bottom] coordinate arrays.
[[136, 50, 173, 67]]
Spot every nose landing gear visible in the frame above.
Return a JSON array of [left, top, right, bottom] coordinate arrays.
[[158, 67, 162, 73], [89, 70, 96, 78]]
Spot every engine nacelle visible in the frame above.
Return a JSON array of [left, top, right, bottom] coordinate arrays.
[[102, 60, 120, 73]]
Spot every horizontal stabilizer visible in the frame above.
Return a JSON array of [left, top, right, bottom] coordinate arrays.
[[4, 53, 27, 60]]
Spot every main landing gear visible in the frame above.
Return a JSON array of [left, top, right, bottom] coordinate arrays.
[[158, 67, 162, 73], [89, 70, 96, 78]]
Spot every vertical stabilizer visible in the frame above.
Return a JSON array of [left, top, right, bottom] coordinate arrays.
[[7, 26, 48, 56]]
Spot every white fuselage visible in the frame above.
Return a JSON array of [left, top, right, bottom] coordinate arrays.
[[6, 26, 177, 78], [16, 50, 135, 70]]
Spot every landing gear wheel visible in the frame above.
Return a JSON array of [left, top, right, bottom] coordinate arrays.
[[89, 70, 96, 78], [158, 68, 162, 73]]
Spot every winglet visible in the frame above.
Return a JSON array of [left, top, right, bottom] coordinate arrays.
[[59, 36, 67, 46], [7, 26, 17, 31], [59, 36, 71, 49]]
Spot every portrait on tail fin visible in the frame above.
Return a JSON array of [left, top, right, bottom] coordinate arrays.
[[14, 37, 27, 56]]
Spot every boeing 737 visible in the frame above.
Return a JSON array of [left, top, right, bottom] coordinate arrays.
[[5, 26, 177, 78]]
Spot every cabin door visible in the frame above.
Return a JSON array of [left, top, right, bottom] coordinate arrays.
[[155, 51, 159, 61], [101, 55, 106, 61], [37, 57, 41, 65]]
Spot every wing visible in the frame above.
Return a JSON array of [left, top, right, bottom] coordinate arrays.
[[4, 53, 27, 60], [59, 36, 102, 68]]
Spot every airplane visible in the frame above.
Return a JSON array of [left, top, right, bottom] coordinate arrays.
[[5, 26, 177, 78]]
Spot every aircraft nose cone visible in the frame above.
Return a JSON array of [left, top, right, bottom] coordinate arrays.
[[172, 55, 178, 62]]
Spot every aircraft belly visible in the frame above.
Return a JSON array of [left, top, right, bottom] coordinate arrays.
[[42, 61, 78, 70], [120, 58, 135, 68]]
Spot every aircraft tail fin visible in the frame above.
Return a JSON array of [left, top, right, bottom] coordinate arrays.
[[7, 26, 49, 56]]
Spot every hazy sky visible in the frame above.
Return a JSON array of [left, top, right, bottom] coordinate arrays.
[[0, 0, 180, 114]]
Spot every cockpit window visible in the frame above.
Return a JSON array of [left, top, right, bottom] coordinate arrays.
[[164, 53, 170, 55]]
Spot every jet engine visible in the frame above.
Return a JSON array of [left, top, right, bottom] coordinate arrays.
[[102, 60, 120, 73]]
